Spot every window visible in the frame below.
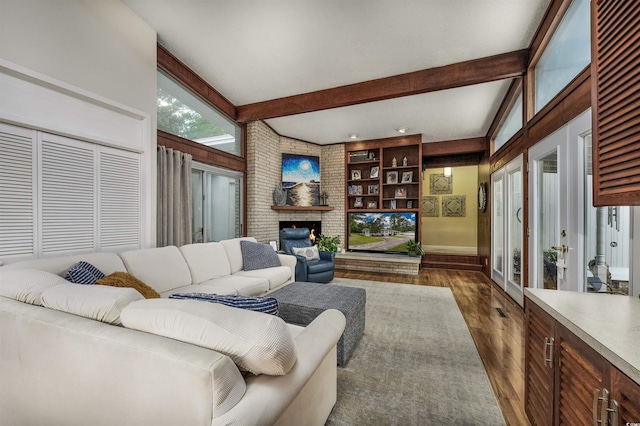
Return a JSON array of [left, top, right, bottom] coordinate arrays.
[[157, 70, 241, 156], [494, 90, 523, 152], [0, 122, 141, 260], [534, 0, 590, 112], [191, 162, 243, 243]]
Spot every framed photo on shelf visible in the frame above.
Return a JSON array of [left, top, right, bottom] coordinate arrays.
[[407, 200, 413, 209], [390, 200, 397, 209], [366, 200, 377, 209], [395, 187, 407, 198], [368, 150, 376, 160], [402, 171, 413, 183], [354, 197, 363, 208], [370, 166, 379, 179], [351, 170, 361, 180], [355, 185, 363, 195], [387, 171, 398, 184], [368, 184, 379, 194]]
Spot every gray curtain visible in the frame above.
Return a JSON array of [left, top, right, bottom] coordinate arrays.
[[157, 146, 192, 247]]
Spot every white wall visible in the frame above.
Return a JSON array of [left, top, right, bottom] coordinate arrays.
[[0, 0, 158, 247]]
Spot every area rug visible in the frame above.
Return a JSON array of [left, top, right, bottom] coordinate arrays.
[[325, 278, 505, 426]]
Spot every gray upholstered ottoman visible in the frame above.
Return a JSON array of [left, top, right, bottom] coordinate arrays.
[[269, 281, 366, 366]]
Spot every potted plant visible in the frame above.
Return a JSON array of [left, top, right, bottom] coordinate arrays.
[[317, 234, 341, 253], [406, 239, 424, 257]]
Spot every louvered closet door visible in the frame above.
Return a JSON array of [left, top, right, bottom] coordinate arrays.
[[99, 148, 140, 250], [39, 133, 96, 254], [0, 123, 35, 257], [592, 0, 640, 205]]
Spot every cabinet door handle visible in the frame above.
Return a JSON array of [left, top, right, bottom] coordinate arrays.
[[593, 388, 610, 426], [606, 398, 618, 426], [543, 337, 554, 368]]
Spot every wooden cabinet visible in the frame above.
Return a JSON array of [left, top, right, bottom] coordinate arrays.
[[345, 135, 422, 213], [525, 297, 640, 426], [524, 301, 555, 426]]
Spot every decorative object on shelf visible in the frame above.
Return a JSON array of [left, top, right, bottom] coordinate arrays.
[[273, 183, 287, 206], [429, 173, 452, 194], [390, 200, 397, 209], [395, 187, 406, 198], [386, 171, 398, 184], [317, 234, 341, 253], [282, 153, 320, 206], [407, 200, 413, 209], [442, 195, 466, 217], [422, 196, 439, 217], [354, 197, 363, 208], [367, 150, 376, 160], [351, 169, 361, 180], [370, 166, 379, 179], [478, 182, 487, 212], [402, 171, 413, 183], [368, 185, 379, 195], [319, 191, 329, 206], [392, 157, 397, 167], [349, 150, 368, 162], [402, 157, 408, 166], [406, 239, 424, 257], [366, 200, 377, 209]]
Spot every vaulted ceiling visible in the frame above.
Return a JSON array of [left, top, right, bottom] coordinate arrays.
[[123, 0, 551, 145]]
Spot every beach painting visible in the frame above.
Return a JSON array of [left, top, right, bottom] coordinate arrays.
[[282, 153, 320, 206]]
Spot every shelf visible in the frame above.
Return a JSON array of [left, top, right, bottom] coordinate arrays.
[[271, 205, 334, 211]]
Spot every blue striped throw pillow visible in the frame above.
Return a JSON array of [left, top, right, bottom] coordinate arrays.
[[169, 293, 279, 315], [65, 261, 106, 285]]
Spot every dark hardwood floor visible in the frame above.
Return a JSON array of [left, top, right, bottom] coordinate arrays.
[[335, 268, 529, 426]]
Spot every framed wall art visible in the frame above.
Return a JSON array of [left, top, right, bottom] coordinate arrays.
[[429, 173, 452, 194], [422, 196, 439, 217], [442, 195, 466, 217]]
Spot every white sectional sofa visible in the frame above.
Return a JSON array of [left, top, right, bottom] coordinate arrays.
[[0, 237, 346, 425]]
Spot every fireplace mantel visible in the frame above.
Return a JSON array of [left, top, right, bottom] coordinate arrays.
[[271, 206, 334, 212]]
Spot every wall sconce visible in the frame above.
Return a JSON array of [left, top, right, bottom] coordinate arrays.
[[443, 167, 452, 177]]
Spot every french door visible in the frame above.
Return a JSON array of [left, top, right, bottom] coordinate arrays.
[[492, 155, 524, 305], [528, 109, 633, 294]]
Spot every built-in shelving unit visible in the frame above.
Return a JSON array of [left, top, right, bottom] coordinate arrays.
[[270, 205, 334, 211], [345, 135, 422, 213]]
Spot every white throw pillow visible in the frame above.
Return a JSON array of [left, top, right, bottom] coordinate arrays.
[[41, 283, 143, 325], [120, 298, 297, 375], [0, 268, 69, 305], [292, 245, 320, 260]]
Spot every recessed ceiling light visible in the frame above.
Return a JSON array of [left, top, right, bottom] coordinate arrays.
[[348, 133, 359, 139], [396, 127, 408, 134]]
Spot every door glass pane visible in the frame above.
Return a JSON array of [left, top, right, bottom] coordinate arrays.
[[539, 151, 559, 290], [192, 170, 204, 243], [493, 177, 504, 274], [509, 169, 522, 285], [205, 173, 241, 242], [583, 134, 631, 294]]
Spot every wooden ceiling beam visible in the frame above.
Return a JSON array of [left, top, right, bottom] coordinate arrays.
[[236, 50, 529, 123], [423, 137, 489, 157]]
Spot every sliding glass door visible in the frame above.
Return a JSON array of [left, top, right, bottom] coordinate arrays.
[[192, 162, 243, 243]]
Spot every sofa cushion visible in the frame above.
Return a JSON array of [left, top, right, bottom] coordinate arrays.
[[179, 242, 232, 283], [41, 282, 143, 325], [65, 261, 106, 285], [120, 298, 297, 376], [199, 275, 268, 296], [240, 240, 281, 271], [234, 266, 292, 290], [0, 268, 68, 305], [96, 272, 161, 299], [0, 252, 126, 277], [169, 293, 279, 315], [292, 245, 320, 260], [119, 246, 192, 294], [221, 237, 256, 274]]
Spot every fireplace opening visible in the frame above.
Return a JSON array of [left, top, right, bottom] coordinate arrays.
[[279, 221, 321, 245]]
